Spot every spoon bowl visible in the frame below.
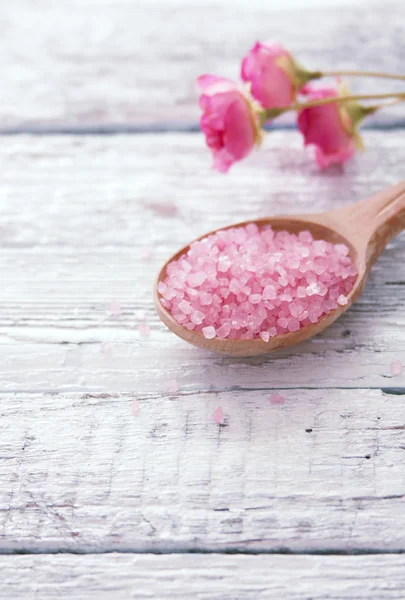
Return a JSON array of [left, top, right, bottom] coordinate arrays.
[[154, 181, 405, 356]]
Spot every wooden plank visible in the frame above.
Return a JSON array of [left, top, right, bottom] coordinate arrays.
[[0, 132, 405, 392], [0, 0, 404, 127], [1, 554, 405, 599], [1, 389, 405, 553]]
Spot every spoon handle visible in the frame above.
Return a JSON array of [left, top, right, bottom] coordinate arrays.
[[335, 180, 405, 265]]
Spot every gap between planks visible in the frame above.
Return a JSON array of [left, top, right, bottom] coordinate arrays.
[[0, 122, 405, 136]]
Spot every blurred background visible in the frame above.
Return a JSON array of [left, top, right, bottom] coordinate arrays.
[[1, 0, 403, 132]]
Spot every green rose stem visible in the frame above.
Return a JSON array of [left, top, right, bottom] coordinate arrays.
[[262, 91, 405, 121], [320, 70, 405, 82]]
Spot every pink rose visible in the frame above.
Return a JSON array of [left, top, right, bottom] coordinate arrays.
[[197, 75, 260, 172], [241, 42, 297, 109], [297, 86, 357, 169]]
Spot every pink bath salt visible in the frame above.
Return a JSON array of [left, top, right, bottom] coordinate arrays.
[[269, 393, 285, 405], [213, 406, 225, 425], [108, 300, 122, 316], [131, 399, 140, 416], [390, 360, 403, 376], [139, 324, 151, 336], [158, 224, 357, 340]]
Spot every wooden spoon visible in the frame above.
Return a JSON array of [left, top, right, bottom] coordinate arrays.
[[154, 181, 405, 356]]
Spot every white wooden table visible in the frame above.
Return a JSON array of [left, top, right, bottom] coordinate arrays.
[[1, 1, 405, 597]]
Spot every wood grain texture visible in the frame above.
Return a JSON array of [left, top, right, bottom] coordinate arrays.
[[0, 0, 404, 128], [1, 133, 405, 392], [1, 388, 405, 553], [1, 554, 405, 599]]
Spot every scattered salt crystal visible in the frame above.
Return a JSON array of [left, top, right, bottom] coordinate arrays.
[[390, 360, 403, 376], [100, 341, 113, 355], [131, 399, 140, 416], [149, 202, 178, 217], [337, 294, 348, 306], [108, 300, 122, 316], [158, 224, 356, 340], [138, 324, 150, 336], [166, 378, 178, 393], [269, 393, 285, 405], [213, 406, 225, 425]]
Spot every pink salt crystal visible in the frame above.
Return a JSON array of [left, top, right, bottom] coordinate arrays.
[[263, 284, 277, 300], [149, 201, 178, 217], [287, 318, 300, 332], [269, 393, 285, 405], [249, 293, 262, 304], [390, 360, 403, 376], [229, 278, 241, 294], [190, 310, 205, 325], [218, 257, 231, 272], [188, 272, 207, 287], [108, 300, 122, 316], [166, 378, 179, 393], [217, 323, 232, 338], [139, 324, 150, 336], [200, 292, 213, 306], [179, 299, 192, 315], [131, 399, 140, 416], [202, 326, 216, 339], [100, 341, 113, 355], [213, 406, 225, 425], [306, 282, 320, 296], [337, 294, 348, 306], [260, 331, 270, 342], [299, 231, 313, 243]]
